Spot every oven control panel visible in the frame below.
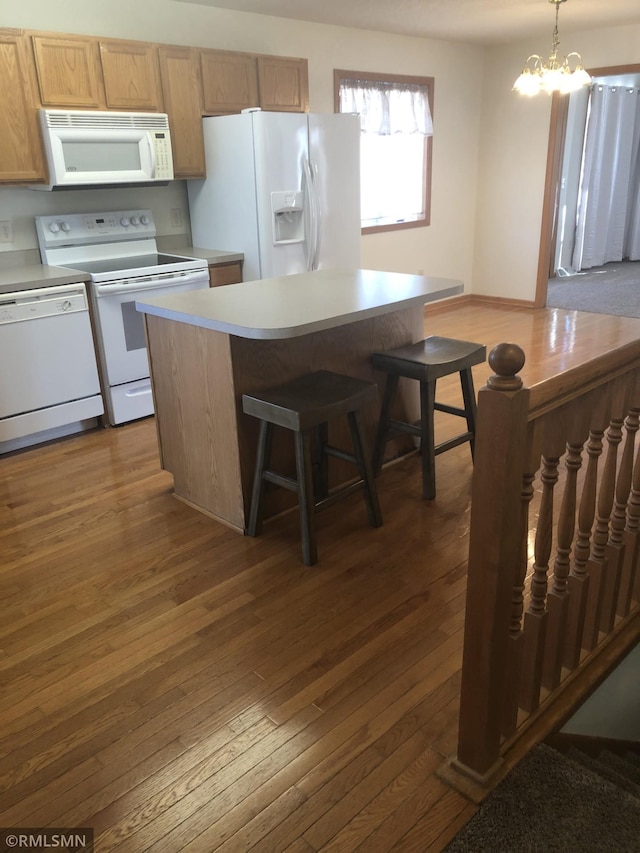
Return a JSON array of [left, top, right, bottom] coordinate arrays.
[[36, 209, 157, 254]]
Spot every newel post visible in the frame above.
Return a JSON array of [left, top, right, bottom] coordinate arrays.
[[454, 342, 530, 782]]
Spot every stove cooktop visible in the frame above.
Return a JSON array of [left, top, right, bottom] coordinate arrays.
[[73, 253, 200, 276], [36, 210, 208, 282]]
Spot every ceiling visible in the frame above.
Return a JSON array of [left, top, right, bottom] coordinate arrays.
[[175, 0, 640, 46]]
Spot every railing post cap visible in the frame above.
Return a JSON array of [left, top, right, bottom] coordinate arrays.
[[487, 343, 525, 390]]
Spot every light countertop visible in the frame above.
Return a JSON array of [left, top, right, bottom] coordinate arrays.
[[0, 264, 89, 295], [176, 247, 244, 264], [0, 249, 242, 295], [135, 268, 463, 340]]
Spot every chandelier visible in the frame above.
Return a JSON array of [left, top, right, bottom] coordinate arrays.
[[513, 0, 591, 96]]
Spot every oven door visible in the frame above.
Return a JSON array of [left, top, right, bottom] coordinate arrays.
[[91, 270, 209, 386]]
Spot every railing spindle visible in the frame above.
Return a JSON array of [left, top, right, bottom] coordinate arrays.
[[520, 456, 557, 710], [581, 429, 607, 650], [596, 417, 624, 634], [543, 443, 581, 689], [617, 409, 640, 616], [502, 471, 535, 736]]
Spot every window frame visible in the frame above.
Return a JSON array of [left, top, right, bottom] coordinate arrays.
[[334, 69, 434, 236]]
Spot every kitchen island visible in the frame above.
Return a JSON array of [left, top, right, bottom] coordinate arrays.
[[136, 268, 463, 531]]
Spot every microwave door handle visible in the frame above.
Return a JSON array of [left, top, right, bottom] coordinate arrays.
[[147, 135, 157, 178]]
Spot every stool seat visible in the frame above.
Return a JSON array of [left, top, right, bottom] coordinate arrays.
[[371, 336, 486, 381], [242, 370, 382, 566], [371, 336, 486, 499], [242, 370, 378, 432]]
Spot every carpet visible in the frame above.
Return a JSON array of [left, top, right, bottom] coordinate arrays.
[[547, 261, 640, 318], [443, 743, 640, 852]]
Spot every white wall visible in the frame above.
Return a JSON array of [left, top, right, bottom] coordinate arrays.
[[2, 0, 484, 289]]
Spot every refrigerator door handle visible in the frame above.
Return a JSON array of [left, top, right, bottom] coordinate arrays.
[[302, 158, 313, 271], [309, 159, 321, 271], [303, 158, 320, 271]]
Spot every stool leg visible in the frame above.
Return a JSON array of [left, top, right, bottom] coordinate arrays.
[[294, 429, 318, 566], [460, 368, 478, 459], [313, 421, 329, 500], [247, 420, 273, 536], [348, 409, 383, 528], [419, 379, 437, 500], [372, 373, 399, 474]]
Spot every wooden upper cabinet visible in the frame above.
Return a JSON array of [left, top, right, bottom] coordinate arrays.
[[200, 49, 258, 114], [0, 29, 46, 183], [31, 34, 105, 108], [157, 45, 205, 178], [257, 56, 309, 112], [5, 27, 310, 183], [99, 40, 163, 111]]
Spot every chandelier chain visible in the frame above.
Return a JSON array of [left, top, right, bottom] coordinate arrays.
[[551, 2, 560, 61]]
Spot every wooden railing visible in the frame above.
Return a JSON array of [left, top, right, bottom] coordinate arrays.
[[454, 340, 640, 783]]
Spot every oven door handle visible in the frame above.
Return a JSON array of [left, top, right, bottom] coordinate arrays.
[[93, 271, 208, 297]]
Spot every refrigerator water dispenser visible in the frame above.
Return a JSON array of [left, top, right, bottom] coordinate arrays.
[[271, 191, 304, 245]]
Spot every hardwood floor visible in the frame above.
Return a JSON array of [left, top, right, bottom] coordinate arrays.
[[3, 302, 640, 851]]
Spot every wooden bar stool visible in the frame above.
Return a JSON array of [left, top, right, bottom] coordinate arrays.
[[242, 370, 383, 566], [371, 336, 486, 499]]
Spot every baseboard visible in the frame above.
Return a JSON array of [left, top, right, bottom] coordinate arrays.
[[423, 294, 473, 315], [424, 293, 536, 316], [467, 294, 537, 309]]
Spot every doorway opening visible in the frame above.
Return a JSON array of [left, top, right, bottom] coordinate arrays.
[[536, 63, 640, 312]]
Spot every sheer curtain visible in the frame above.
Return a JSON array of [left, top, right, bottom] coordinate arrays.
[[572, 85, 640, 270], [338, 79, 433, 135]]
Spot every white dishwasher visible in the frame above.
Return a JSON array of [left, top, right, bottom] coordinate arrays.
[[0, 282, 104, 451]]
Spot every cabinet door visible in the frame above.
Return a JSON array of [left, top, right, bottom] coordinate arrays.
[[200, 49, 259, 114], [0, 30, 46, 183], [99, 40, 163, 111], [257, 56, 309, 113], [208, 262, 243, 287], [31, 34, 105, 108], [158, 45, 205, 178]]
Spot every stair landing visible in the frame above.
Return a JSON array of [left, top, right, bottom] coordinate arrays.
[[561, 642, 640, 741]]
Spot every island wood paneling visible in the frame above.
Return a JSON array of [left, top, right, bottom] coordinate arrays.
[[145, 313, 245, 531]]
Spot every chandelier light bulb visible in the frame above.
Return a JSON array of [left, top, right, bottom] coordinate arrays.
[[541, 65, 566, 92], [513, 0, 592, 96], [513, 66, 542, 96]]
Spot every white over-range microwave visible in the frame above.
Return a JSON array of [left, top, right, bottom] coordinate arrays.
[[31, 109, 175, 191]]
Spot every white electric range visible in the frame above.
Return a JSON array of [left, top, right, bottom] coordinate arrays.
[[37, 209, 209, 425]]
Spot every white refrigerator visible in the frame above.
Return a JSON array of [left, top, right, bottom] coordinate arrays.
[[187, 110, 361, 282]]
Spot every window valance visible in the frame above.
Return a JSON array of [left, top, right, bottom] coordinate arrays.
[[339, 79, 433, 135]]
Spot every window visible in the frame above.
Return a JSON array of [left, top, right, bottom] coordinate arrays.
[[334, 70, 434, 234]]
